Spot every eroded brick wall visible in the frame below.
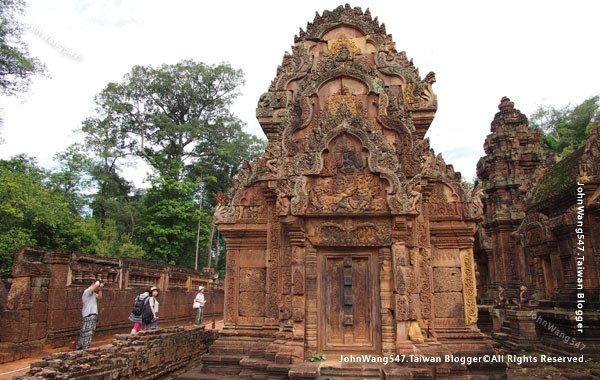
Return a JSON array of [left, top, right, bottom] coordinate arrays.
[[16, 327, 218, 380], [0, 247, 224, 363]]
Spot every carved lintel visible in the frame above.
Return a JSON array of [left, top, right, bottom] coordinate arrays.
[[310, 218, 391, 247]]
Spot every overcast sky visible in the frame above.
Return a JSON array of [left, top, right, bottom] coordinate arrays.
[[1, 0, 599, 186]]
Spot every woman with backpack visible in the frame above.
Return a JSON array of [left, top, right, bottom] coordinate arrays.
[[128, 289, 150, 334]]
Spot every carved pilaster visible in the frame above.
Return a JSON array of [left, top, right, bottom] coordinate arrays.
[[224, 249, 238, 327], [460, 249, 478, 325], [379, 247, 395, 354], [304, 247, 318, 357]]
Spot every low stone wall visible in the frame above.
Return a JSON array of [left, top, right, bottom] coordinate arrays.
[[536, 310, 600, 359], [0, 247, 224, 363], [486, 305, 600, 359], [16, 326, 218, 380]]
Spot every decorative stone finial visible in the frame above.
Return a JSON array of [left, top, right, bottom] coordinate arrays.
[[498, 96, 514, 111]]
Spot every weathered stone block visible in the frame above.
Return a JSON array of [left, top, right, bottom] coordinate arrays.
[[48, 266, 69, 289], [48, 309, 80, 330], [434, 292, 464, 318], [28, 322, 47, 341], [30, 301, 48, 323], [66, 288, 84, 309], [6, 277, 31, 310], [238, 292, 265, 317], [47, 289, 67, 308], [431, 248, 460, 267], [0, 310, 30, 342], [433, 268, 462, 292], [31, 286, 49, 303], [239, 268, 266, 292], [32, 277, 50, 288]]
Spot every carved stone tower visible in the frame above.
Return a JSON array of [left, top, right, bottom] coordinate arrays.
[[205, 5, 501, 378], [476, 97, 551, 300]]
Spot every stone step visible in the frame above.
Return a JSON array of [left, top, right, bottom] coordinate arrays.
[[175, 366, 226, 380], [240, 357, 292, 379], [199, 353, 244, 376], [318, 363, 382, 379]]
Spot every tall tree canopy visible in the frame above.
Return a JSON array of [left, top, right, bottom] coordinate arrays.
[[530, 95, 599, 159], [0, 0, 45, 96], [85, 60, 264, 185], [80, 60, 265, 268]]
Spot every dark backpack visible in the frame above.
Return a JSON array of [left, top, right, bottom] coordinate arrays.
[[131, 295, 146, 316], [141, 298, 154, 324]]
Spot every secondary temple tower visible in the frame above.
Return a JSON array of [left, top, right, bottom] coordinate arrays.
[[475, 97, 551, 300]]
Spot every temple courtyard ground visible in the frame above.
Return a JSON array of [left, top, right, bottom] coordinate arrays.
[[2, 324, 600, 379]]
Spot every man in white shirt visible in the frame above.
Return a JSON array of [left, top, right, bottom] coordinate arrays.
[[194, 286, 206, 326], [76, 279, 103, 350]]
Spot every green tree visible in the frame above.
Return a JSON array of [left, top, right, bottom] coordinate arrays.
[[49, 144, 93, 214], [0, 154, 146, 276], [530, 95, 599, 159], [136, 176, 210, 267], [0, 0, 45, 96], [80, 114, 140, 237], [0, 156, 86, 276], [81, 60, 265, 269], [86, 60, 264, 183]]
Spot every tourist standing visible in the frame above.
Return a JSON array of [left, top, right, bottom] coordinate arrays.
[[147, 286, 160, 329], [193, 286, 206, 326], [76, 279, 103, 350], [129, 290, 150, 334]]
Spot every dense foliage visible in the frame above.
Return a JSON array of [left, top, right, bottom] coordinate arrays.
[[0, 60, 265, 277], [530, 95, 599, 160]]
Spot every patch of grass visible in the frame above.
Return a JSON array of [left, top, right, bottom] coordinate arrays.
[[308, 352, 326, 362]]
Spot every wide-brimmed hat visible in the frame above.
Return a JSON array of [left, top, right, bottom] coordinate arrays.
[[198, 286, 205, 291], [150, 286, 159, 293]]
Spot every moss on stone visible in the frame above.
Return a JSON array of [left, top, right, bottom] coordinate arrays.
[[530, 146, 584, 207]]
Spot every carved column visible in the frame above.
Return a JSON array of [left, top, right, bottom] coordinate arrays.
[[305, 246, 318, 356], [379, 247, 395, 354], [223, 249, 238, 328], [279, 216, 306, 362], [264, 188, 279, 325], [392, 241, 412, 353]]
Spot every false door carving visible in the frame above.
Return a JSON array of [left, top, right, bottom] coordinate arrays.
[[319, 251, 380, 352]]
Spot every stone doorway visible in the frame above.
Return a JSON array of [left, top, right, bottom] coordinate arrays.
[[318, 249, 381, 354]]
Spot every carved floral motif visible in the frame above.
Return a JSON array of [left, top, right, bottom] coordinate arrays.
[[311, 218, 391, 247], [460, 250, 478, 325]]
